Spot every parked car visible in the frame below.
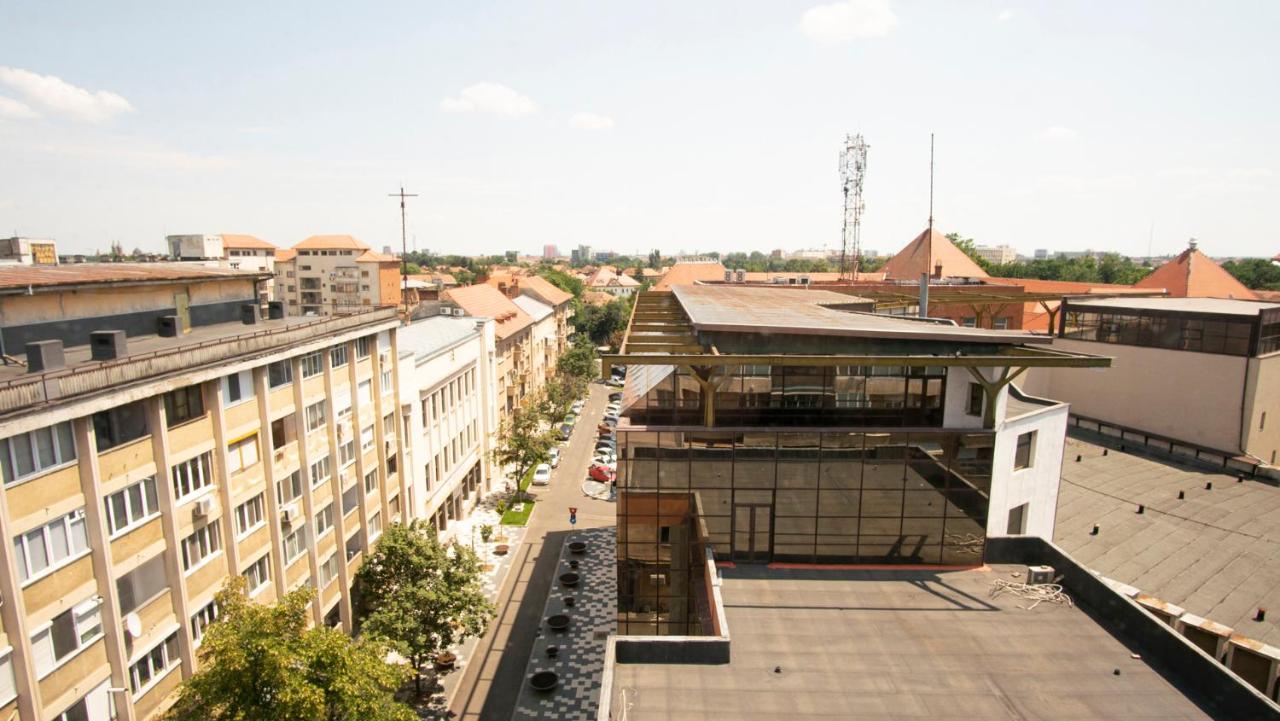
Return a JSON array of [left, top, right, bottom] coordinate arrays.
[[588, 464, 615, 482], [608, 392, 623, 402], [532, 463, 552, 486], [571, 400, 585, 414], [549, 447, 561, 468], [564, 413, 577, 427], [598, 425, 614, 436], [607, 377, 624, 387], [558, 423, 573, 441]]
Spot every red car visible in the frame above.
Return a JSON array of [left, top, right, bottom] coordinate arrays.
[[588, 464, 615, 482]]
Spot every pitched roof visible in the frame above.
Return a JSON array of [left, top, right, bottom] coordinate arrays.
[[294, 234, 371, 251], [586, 268, 618, 287], [881, 228, 989, 280], [512, 294, 554, 322], [442, 284, 533, 340], [518, 275, 573, 306], [582, 290, 614, 306], [654, 261, 729, 290], [614, 273, 640, 287], [1134, 246, 1257, 300], [276, 248, 297, 262], [219, 233, 276, 250], [355, 251, 398, 263]]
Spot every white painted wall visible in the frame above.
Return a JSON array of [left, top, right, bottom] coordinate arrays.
[[988, 398, 1069, 539], [942, 366, 1008, 429]]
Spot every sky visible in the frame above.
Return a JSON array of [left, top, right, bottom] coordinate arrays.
[[1, 1, 1277, 259]]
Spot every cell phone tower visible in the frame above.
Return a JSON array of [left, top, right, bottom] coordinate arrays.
[[838, 134, 868, 281]]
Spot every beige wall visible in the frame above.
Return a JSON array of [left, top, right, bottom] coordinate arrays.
[[1244, 354, 1280, 465], [1030, 338, 1247, 453], [0, 279, 257, 327]]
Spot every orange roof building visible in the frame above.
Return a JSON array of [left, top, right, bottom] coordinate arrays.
[[1135, 244, 1257, 300], [654, 261, 729, 290], [442, 284, 533, 341], [219, 233, 277, 251], [273, 234, 400, 314], [882, 228, 989, 281], [294, 234, 371, 251]]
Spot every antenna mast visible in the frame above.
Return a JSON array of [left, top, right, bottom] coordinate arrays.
[[839, 133, 869, 281], [388, 186, 418, 316]]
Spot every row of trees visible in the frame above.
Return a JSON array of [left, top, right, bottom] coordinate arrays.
[[1222, 258, 1280, 291], [947, 233, 1155, 285], [168, 518, 494, 720]]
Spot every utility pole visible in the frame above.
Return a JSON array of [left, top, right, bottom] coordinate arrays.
[[388, 186, 418, 316]]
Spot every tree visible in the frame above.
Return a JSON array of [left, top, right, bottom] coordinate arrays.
[[539, 373, 588, 422], [454, 268, 476, 286], [167, 578, 413, 721], [539, 267, 585, 297], [648, 249, 662, 268], [356, 522, 494, 695], [558, 339, 597, 380], [1222, 258, 1280, 290], [945, 233, 994, 273], [492, 407, 556, 491], [402, 262, 422, 275]]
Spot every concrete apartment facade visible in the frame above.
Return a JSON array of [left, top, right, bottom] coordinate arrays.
[[488, 274, 575, 372], [273, 235, 401, 316], [440, 284, 535, 424], [0, 266, 406, 720], [1024, 296, 1280, 466], [604, 286, 1108, 637], [397, 317, 501, 538]]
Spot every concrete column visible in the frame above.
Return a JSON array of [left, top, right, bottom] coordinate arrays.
[[289, 356, 324, 626], [78, 415, 138, 721], [254, 367, 294, 610], [147, 398, 198, 678], [204, 380, 240, 574], [0, 441, 48, 720], [322, 348, 354, 632]]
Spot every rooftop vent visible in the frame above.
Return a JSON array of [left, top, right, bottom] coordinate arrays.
[[25, 340, 64, 373], [267, 301, 285, 320], [90, 331, 127, 361], [240, 303, 258, 325], [157, 315, 183, 337], [735, 269, 746, 282]]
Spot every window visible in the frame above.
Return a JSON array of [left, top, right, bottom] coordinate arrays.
[[92, 401, 148, 451], [360, 425, 375, 453], [1007, 502, 1028, 535], [369, 511, 382, 540], [243, 554, 270, 594], [341, 484, 359, 515], [315, 503, 335, 538], [301, 352, 324, 378], [128, 632, 180, 696], [13, 509, 89, 583], [105, 476, 159, 537], [383, 413, 395, 440], [164, 385, 204, 426], [1014, 431, 1036, 470], [364, 469, 377, 494], [960, 317, 977, 328], [966, 384, 984, 417], [1, 422, 77, 486], [181, 523, 222, 573], [191, 600, 220, 645], [381, 369, 393, 394], [226, 434, 259, 475], [0, 648, 15, 706], [345, 530, 364, 561], [117, 554, 167, 614], [330, 346, 348, 368], [277, 470, 303, 505], [356, 336, 373, 359], [305, 401, 327, 433], [310, 455, 331, 487], [284, 525, 308, 563], [268, 360, 293, 388], [172, 452, 214, 500], [222, 370, 254, 406], [319, 552, 340, 587], [271, 415, 294, 450], [30, 597, 103, 678], [339, 439, 356, 468], [993, 317, 1010, 330], [234, 494, 266, 537]]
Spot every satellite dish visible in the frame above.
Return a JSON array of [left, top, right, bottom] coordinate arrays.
[[124, 613, 142, 639]]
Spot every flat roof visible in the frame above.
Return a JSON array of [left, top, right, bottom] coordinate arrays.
[[673, 284, 1050, 344], [1067, 297, 1280, 317], [397, 316, 481, 361], [1055, 437, 1280, 646], [611, 566, 1217, 720], [0, 262, 271, 293]]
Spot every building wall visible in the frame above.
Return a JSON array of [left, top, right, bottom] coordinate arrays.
[[277, 252, 390, 316], [376, 263, 402, 309], [0, 319, 402, 720], [1243, 354, 1280, 466], [988, 400, 1069, 538], [1027, 338, 1247, 454]]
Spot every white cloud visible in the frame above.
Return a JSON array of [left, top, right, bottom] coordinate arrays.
[[569, 112, 615, 130], [440, 82, 536, 117], [0, 95, 39, 120], [0, 66, 134, 123], [997, 9, 1014, 22], [1036, 126, 1079, 141], [800, 0, 897, 43]]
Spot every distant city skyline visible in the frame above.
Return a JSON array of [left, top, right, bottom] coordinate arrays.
[[2, 2, 1277, 258]]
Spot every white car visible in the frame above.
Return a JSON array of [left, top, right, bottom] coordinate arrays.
[[532, 463, 552, 486], [571, 400, 585, 414], [549, 447, 561, 468]]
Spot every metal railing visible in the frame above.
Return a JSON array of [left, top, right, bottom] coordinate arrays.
[[1068, 413, 1271, 479]]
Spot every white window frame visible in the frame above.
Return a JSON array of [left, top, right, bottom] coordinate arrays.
[[104, 476, 160, 538], [181, 523, 223, 575], [310, 455, 331, 488], [369, 511, 382, 541], [314, 503, 335, 539], [190, 600, 220, 647], [222, 370, 255, 407], [319, 552, 339, 587], [128, 630, 180, 698], [0, 646, 16, 707], [1, 422, 77, 487], [243, 554, 271, 596], [300, 352, 324, 378], [305, 401, 327, 434], [13, 508, 90, 586], [360, 425, 375, 454], [30, 596, 103, 679], [283, 525, 308, 564], [330, 346, 348, 368], [339, 439, 356, 468], [234, 494, 266, 538], [364, 469, 377, 495], [171, 452, 215, 503], [357, 379, 372, 406]]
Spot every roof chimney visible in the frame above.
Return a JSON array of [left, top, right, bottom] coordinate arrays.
[[26, 340, 64, 372], [1188, 237, 1198, 251], [90, 331, 127, 361]]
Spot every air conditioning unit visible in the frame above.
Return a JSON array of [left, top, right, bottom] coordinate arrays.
[[1027, 565, 1055, 585], [193, 497, 218, 518], [280, 504, 299, 525], [379, 351, 390, 363]]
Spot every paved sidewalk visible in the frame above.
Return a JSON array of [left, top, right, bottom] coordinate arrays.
[[447, 382, 618, 721]]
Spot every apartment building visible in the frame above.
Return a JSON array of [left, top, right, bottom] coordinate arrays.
[[0, 238, 58, 266], [273, 235, 402, 315], [488, 274, 574, 368], [440, 285, 534, 423], [397, 317, 500, 537], [604, 285, 1108, 636], [0, 264, 405, 720], [165, 234, 279, 303]]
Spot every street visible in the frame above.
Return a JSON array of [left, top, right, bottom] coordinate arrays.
[[447, 380, 617, 720]]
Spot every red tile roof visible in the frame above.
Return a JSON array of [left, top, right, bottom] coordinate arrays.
[[294, 234, 371, 251], [442, 284, 533, 340], [515, 275, 573, 306], [654, 261, 729, 290], [219, 233, 276, 250], [356, 251, 399, 263], [276, 249, 297, 262], [882, 228, 988, 280], [1135, 247, 1256, 300]]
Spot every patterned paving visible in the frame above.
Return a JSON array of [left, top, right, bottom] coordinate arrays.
[[511, 526, 617, 721]]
